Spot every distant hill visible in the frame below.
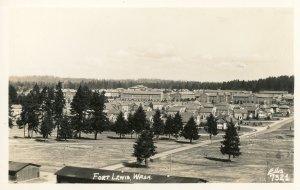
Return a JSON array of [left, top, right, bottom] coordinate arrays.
[[9, 75, 294, 93]]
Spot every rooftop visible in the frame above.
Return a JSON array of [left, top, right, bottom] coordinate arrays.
[[55, 166, 207, 183], [123, 90, 161, 95], [9, 161, 40, 173]]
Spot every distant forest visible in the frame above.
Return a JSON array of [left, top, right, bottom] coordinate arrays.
[[9, 75, 294, 93]]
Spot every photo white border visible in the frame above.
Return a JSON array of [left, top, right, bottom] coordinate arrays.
[[0, 0, 299, 190]]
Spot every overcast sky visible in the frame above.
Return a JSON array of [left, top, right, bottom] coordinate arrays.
[[8, 8, 293, 82]]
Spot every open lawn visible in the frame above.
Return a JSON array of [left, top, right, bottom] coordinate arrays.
[[119, 121, 294, 183], [9, 129, 203, 173], [9, 118, 293, 183]]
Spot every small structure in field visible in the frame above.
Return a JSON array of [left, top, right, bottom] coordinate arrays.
[[9, 161, 41, 182]]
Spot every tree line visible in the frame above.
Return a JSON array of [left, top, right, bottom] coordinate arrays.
[[10, 82, 223, 144], [10, 75, 294, 93]]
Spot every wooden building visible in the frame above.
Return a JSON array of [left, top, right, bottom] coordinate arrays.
[[55, 166, 207, 183], [9, 161, 41, 181]]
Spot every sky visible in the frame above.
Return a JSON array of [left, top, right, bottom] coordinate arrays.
[[8, 8, 293, 82]]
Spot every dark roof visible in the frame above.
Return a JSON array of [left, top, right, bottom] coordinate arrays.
[[279, 105, 290, 109], [201, 103, 214, 108], [259, 91, 288, 94], [233, 93, 250, 98], [55, 166, 207, 183], [254, 94, 274, 98], [247, 107, 259, 112], [186, 104, 201, 110], [215, 106, 230, 111], [180, 112, 194, 123], [233, 109, 248, 114], [167, 106, 185, 112], [123, 90, 161, 95], [215, 102, 229, 106], [198, 108, 213, 113], [241, 103, 258, 107], [9, 161, 40, 172]]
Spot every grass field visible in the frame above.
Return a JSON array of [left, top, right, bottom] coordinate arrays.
[[119, 121, 294, 183], [9, 120, 293, 183], [9, 129, 206, 173]]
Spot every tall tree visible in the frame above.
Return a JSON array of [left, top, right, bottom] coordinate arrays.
[[207, 113, 218, 143], [70, 85, 91, 138], [87, 91, 108, 140], [40, 111, 54, 139], [149, 102, 153, 110], [58, 115, 73, 141], [164, 115, 174, 140], [151, 109, 164, 140], [113, 111, 130, 138], [54, 81, 66, 138], [133, 130, 157, 167], [17, 84, 41, 138], [133, 105, 148, 137], [9, 97, 14, 128], [181, 116, 199, 143], [220, 121, 241, 161], [127, 113, 135, 138], [173, 112, 183, 139], [9, 84, 18, 104]]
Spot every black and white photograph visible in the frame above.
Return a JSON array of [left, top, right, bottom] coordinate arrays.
[[1, 0, 299, 188]]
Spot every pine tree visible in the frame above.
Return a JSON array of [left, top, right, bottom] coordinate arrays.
[[58, 115, 73, 141], [207, 113, 218, 143], [9, 84, 18, 104], [87, 91, 108, 140], [181, 116, 199, 143], [220, 121, 241, 161], [173, 112, 183, 139], [54, 81, 66, 138], [149, 102, 153, 110], [18, 84, 41, 138], [40, 111, 54, 139], [133, 105, 148, 136], [113, 111, 130, 138], [133, 130, 157, 167], [70, 85, 91, 138], [9, 97, 14, 128], [164, 115, 174, 140], [151, 109, 164, 140], [127, 112, 135, 138]]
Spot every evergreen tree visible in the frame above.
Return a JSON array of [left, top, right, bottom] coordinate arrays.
[[181, 116, 199, 143], [58, 115, 73, 141], [151, 109, 164, 140], [127, 113, 135, 138], [9, 84, 18, 104], [18, 84, 41, 138], [9, 97, 14, 128], [133, 105, 148, 136], [207, 113, 218, 143], [87, 91, 108, 140], [173, 112, 183, 139], [149, 102, 153, 110], [164, 115, 174, 140], [40, 111, 54, 139], [70, 85, 91, 138], [220, 121, 241, 161], [54, 81, 66, 138], [113, 111, 130, 138], [133, 130, 157, 167]]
